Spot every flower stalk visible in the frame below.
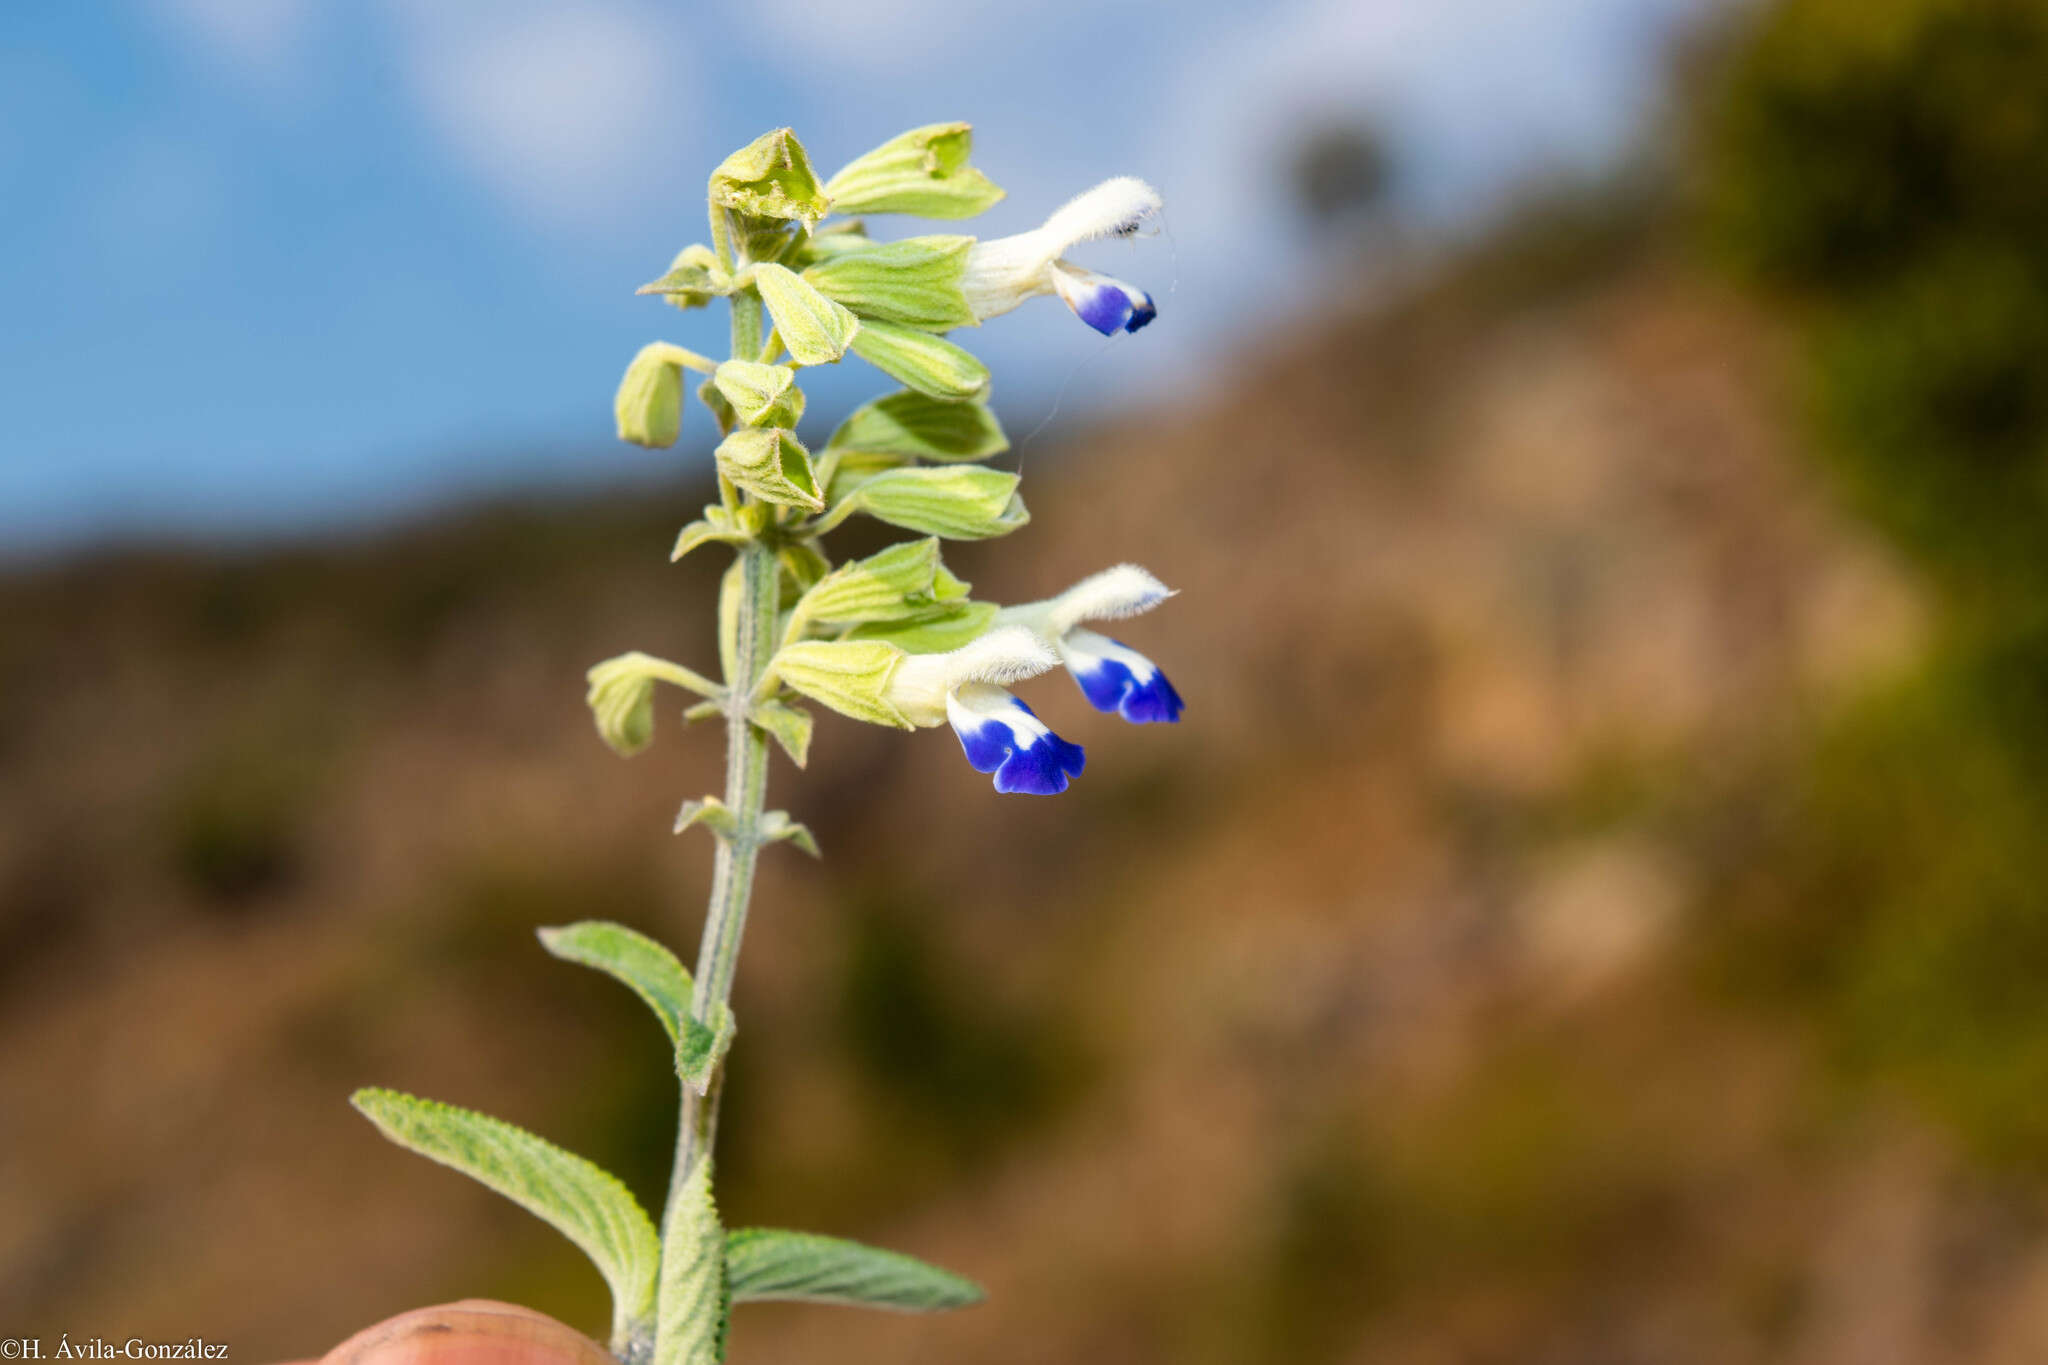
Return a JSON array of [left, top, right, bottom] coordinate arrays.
[[349, 122, 1184, 1365]]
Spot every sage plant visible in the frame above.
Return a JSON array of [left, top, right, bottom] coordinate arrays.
[[349, 124, 1179, 1365]]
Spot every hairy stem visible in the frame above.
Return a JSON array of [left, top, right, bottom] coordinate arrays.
[[651, 536, 776, 1356]]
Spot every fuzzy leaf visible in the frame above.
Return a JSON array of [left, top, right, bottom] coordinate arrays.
[[674, 796, 740, 840], [538, 921, 693, 1048], [673, 508, 750, 562], [678, 1007, 737, 1095], [753, 699, 814, 767], [638, 244, 732, 309], [827, 390, 1009, 462], [823, 123, 1005, 220], [654, 1158, 728, 1365], [847, 319, 990, 401], [752, 264, 859, 366], [725, 1229, 985, 1312], [352, 1089, 659, 1349], [759, 810, 820, 858]]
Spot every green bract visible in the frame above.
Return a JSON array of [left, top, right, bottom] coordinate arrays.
[[824, 122, 1006, 219]]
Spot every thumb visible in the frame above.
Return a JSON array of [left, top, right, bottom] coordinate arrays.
[[309, 1300, 614, 1365]]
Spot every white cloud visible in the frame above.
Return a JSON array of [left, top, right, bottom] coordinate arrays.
[[141, 0, 325, 93], [377, 0, 699, 233]]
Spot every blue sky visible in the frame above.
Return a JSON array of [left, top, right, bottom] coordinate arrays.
[[1, 0, 1709, 557]]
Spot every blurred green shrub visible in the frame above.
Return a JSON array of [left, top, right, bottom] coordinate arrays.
[[1702, 0, 2048, 1163], [1704, 0, 2048, 589]]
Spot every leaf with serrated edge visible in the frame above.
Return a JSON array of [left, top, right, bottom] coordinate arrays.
[[352, 1089, 659, 1353], [725, 1229, 984, 1312], [655, 1158, 727, 1365], [538, 921, 693, 1047]]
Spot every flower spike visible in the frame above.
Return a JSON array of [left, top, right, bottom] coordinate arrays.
[[999, 565, 1183, 725], [960, 177, 1162, 334], [946, 684, 1087, 795]]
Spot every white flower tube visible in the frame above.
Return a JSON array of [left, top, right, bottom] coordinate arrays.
[[999, 565, 1183, 724], [960, 177, 1162, 335]]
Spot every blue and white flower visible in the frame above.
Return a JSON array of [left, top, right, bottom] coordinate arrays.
[[999, 565, 1184, 724], [881, 626, 1087, 794], [961, 177, 1161, 336], [944, 684, 1088, 795]]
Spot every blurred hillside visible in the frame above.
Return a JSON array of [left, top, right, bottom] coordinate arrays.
[[10, 2, 2048, 1356]]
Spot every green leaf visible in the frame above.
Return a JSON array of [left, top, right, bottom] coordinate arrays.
[[836, 466, 1027, 540], [352, 1089, 659, 1351], [714, 427, 824, 510], [678, 1007, 737, 1095], [760, 809, 820, 858], [823, 123, 1006, 220], [771, 640, 910, 728], [712, 360, 805, 428], [654, 1158, 728, 1365], [827, 389, 1009, 462], [802, 235, 974, 331], [637, 244, 732, 310], [847, 319, 990, 401], [752, 263, 860, 366], [725, 1229, 985, 1312], [538, 921, 693, 1048], [753, 698, 814, 767], [672, 507, 751, 562], [586, 652, 722, 757], [674, 796, 740, 840], [709, 128, 828, 224], [846, 601, 999, 654]]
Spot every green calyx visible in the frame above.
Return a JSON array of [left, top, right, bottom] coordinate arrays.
[[823, 122, 1006, 219]]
